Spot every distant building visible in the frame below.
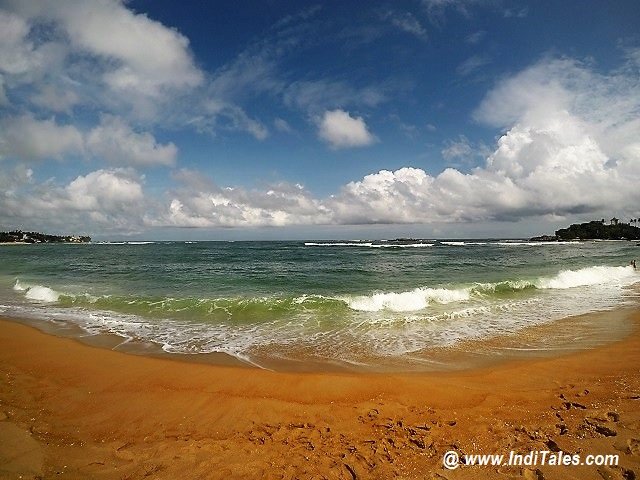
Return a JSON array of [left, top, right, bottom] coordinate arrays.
[[610, 217, 619, 225]]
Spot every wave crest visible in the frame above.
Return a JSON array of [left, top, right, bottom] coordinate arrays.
[[13, 280, 61, 302]]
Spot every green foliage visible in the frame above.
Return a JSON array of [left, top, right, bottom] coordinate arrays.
[[0, 230, 91, 243], [555, 221, 640, 240]]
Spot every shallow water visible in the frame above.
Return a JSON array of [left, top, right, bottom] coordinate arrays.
[[1, 239, 638, 370]]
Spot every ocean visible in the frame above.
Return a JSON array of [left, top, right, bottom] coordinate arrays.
[[1, 240, 638, 371]]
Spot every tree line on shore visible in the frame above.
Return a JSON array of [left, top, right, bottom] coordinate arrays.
[[0, 230, 91, 243]]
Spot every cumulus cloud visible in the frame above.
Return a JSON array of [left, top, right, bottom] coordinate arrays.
[[0, 10, 41, 75], [473, 56, 640, 169], [442, 135, 474, 160], [5, 0, 203, 96], [153, 55, 640, 229], [0, 114, 176, 167], [317, 109, 376, 149], [30, 85, 80, 113], [2, 47, 639, 233], [0, 0, 207, 124], [0, 2, 387, 145], [86, 115, 177, 167], [154, 169, 331, 228], [0, 114, 84, 160], [441, 135, 490, 167], [0, 4, 622, 233], [0, 168, 148, 232], [66, 169, 144, 211]]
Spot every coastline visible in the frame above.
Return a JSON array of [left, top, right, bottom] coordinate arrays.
[[1, 309, 639, 479]]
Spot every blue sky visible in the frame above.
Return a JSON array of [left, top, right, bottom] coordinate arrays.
[[0, 0, 639, 239]]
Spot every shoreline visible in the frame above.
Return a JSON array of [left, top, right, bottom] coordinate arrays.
[[6, 304, 638, 373], [1, 309, 640, 479]]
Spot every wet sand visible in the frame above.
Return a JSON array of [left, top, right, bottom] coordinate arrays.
[[1, 310, 639, 479]]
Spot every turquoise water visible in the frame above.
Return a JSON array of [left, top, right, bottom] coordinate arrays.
[[0, 240, 638, 369]]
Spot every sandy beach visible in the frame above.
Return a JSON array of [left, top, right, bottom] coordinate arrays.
[[0, 310, 639, 480]]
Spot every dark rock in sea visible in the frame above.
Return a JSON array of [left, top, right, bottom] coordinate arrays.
[[530, 235, 558, 242]]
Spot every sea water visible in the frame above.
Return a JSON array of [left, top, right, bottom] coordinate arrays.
[[0, 240, 638, 370]]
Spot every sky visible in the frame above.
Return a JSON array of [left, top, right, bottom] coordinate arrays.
[[0, 0, 639, 240]]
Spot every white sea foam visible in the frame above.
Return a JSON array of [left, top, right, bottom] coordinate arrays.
[[440, 241, 488, 246], [536, 265, 635, 289], [370, 243, 434, 248], [345, 287, 471, 312], [25, 286, 61, 302], [3, 259, 637, 370], [304, 242, 433, 248], [497, 241, 580, 246], [95, 241, 155, 245], [304, 242, 373, 247], [342, 265, 637, 313], [14, 281, 61, 302]]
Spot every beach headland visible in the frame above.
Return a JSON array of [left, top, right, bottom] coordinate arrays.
[[1, 308, 639, 480]]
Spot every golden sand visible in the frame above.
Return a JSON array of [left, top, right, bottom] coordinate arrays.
[[1, 311, 639, 479]]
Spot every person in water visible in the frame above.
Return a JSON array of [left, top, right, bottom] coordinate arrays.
[[632, 260, 637, 269]]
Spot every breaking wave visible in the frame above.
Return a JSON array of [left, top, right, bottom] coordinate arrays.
[[11, 265, 636, 316]]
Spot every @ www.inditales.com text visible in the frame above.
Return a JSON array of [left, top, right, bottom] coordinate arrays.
[[442, 450, 619, 470]]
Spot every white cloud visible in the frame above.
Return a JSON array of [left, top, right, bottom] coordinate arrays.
[[473, 56, 640, 169], [0, 167, 148, 232], [7, 0, 203, 96], [0, 1, 204, 123], [0, 74, 7, 105], [86, 115, 177, 167], [65, 168, 144, 211], [274, 118, 293, 133], [155, 169, 330, 228], [441, 135, 490, 166], [421, 0, 476, 24], [442, 135, 473, 160], [465, 30, 486, 44], [0, 10, 41, 75], [31, 85, 80, 113], [157, 55, 640, 228], [503, 7, 528, 18], [328, 56, 640, 224], [317, 109, 376, 149], [197, 100, 269, 140], [456, 54, 491, 76], [0, 114, 177, 167], [2, 53, 639, 234], [381, 10, 428, 40], [0, 114, 84, 160]]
